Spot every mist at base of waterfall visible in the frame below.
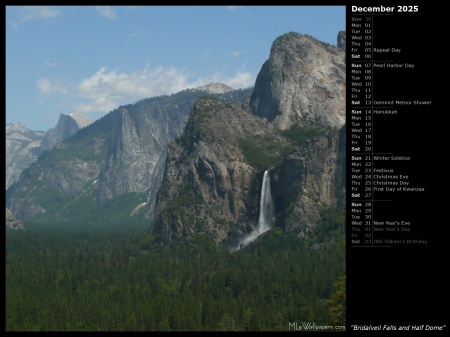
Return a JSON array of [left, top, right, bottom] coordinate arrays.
[[231, 171, 274, 252]]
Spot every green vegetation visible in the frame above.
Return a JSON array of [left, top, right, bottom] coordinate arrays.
[[280, 124, 327, 147], [238, 125, 329, 171], [307, 207, 346, 245], [31, 191, 148, 227], [6, 223, 345, 331], [165, 181, 206, 231], [238, 135, 288, 170], [304, 33, 333, 49], [328, 240, 346, 327], [166, 182, 204, 211], [328, 273, 346, 327]]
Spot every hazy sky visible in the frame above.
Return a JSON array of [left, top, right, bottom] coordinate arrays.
[[6, 5, 345, 131]]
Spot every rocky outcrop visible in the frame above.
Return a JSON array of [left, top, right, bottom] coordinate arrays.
[[151, 97, 289, 245], [5, 208, 25, 230], [249, 32, 346, 130], [194, 82, 234, 94], [41, 113, 92, 150], [337, 31, 346, 50]]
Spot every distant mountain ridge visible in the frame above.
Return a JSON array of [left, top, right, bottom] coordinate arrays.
[[193, 82, 234, 94], [6, 86, 253, 225]]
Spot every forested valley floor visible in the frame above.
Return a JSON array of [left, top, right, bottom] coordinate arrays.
[[6, 208, 345, 331]]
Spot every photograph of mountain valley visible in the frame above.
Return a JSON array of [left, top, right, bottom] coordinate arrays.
[[6, 6, 346, 331]]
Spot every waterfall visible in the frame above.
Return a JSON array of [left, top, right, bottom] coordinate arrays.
[[237, 170, 274, 249]]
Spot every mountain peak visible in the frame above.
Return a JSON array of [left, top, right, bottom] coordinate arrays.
[[250, 31, 346, 130], [41, 113, 93, 150], [194, 82, 234, 94]]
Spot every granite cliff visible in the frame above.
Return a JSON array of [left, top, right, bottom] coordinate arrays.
[[249, 32, 345, 130]]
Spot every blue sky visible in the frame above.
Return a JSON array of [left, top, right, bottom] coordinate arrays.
[[6, 6, 345, 131]]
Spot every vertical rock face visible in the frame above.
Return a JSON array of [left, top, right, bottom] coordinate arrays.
[[272, 126, 346, 236], [337, 30, 346, 50], [96, 106, 168, 202], [249, 32, 346, 130]]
